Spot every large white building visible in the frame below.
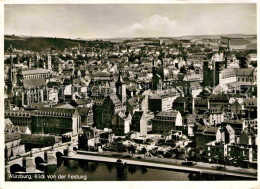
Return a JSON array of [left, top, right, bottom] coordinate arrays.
[[148, 90, 180, 112], [219, 68, 257, 86], [209, 112, 225, 125], [219, 69, 237, 85], [22, 68, 50, 80]]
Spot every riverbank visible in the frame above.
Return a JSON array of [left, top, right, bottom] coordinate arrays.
[[62, 150, 257, 180]]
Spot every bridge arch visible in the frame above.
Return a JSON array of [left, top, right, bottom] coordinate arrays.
[[35, 156, 45, 171], [55, 148, 65, 154], [56, 151, 64, 167], [73, 147, 78, 151], [56, 151, 64, 158], [44, 151, 47, 161], [10, 164, 24, 174], [33, 152, 45, 161]]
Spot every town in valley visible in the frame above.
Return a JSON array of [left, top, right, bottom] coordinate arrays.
[[4, 34, 257, 180]]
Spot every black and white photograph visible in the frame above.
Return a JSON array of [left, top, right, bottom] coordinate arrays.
[[2, 1, 258, 186]]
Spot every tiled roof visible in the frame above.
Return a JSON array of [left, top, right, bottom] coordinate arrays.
[[197, 124, 205, 132], [36, 107, 76, 116], [149, 93, 162, 99], [132, 111, 144, 120], [19, 126, 30, 134], [5, 118, 16, 133], [73, 99, 92, 105], [190, 81, 202, 88], [234, 68, 254, 76], [55, 104, 75, 109], [155, 110, 178, 118], [109, 94, 122, 106], [5, 110, 34, 117], [21, 134, 55, 145], [204, 126, 218, 134], [5, 118, 13, 127], [195, 99, 208, 105], [173, 97, 189, 103], [25, 102, 51, 109], [221, 69, 236, 78], [117, 112, 127, 120], [22, 68, 49, 75], [244, 98, 257, 106], [92, 71, 110, 77], [5, 132, 22, 143], [225, 125, 235, 134], [128, 95, 145, 107], [23, 78, 46, 87], [76, 107, 90, 116], [208, 94, 229, 101]]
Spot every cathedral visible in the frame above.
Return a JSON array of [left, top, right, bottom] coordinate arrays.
[[115, 70, 126, 105], [152, 60, 182, 90]]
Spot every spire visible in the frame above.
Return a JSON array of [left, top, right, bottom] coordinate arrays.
[[162, 57, 164, 67], [8, 45, 14, 83], [117, 69, 125, 84], [118, 70, 122, 82]]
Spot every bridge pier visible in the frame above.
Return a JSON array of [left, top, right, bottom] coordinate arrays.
[[25, 157, 37, 172], [67, 144, 76, 157], [47, 151, 57, 165], [5, 166, 11, 179], [5, 167, 11, 181]]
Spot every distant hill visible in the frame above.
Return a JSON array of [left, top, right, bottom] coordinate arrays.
[[4, 35, 87, 52], [175, 34, 256, 40], [5, 34, 257, 52]]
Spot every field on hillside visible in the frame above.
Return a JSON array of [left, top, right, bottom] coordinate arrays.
[[4, 35, 86, 52]]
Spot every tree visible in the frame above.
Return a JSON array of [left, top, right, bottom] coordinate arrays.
[[140, 147, 147, 158], [180, 66, 187, 74], [235, 51, 248, 68], [116, 142, 127, 156], [164, 151, 173, 158], [239, 56, 248, 68], [188, 65, 195, 70], [127, 145, 136, 157], [250, 61, 257, 67], [149, 147, 158, 157], [188, 149, 201, 161], [223, 156, 229, 169], [174, 146, 186, 159]]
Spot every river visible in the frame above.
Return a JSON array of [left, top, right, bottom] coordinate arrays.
[[28, 158, 252, 181], [7, 156, 254, 181]]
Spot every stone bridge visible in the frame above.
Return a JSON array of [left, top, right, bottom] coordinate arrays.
[[5, 142, 78, 175]]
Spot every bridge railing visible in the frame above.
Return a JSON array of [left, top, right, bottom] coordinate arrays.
[[7, 141, 78, 163]]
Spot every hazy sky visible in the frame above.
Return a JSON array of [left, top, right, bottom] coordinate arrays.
[[5, 4, 257, 39]]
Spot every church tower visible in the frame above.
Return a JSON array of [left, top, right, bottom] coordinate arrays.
[[8, 45, 14, 82], [116, 70, 126, 105], [47, 54, 52, 70], [6, 45, 17, 95], [152, 60, 161, 90]]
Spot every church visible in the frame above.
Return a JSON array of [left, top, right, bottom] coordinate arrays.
[[152, 60, 184, 90], [98, 71, 130, 135]]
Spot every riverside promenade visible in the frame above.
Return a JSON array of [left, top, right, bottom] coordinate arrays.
[[62, 151, 257, 180]]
